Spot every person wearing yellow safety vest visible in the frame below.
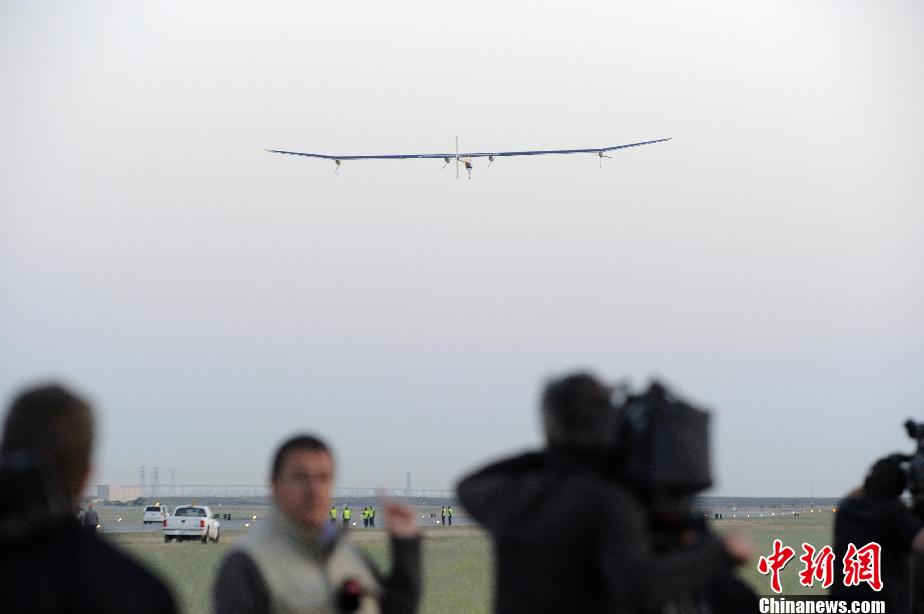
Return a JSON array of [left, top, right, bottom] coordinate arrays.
[[447, 505, 453, 526], [342, 505, 351, 527], [440, 506, 446, 526], [329, 506, 337, 524], [362, 507, 370, 528], [369, 505, 376, 528]]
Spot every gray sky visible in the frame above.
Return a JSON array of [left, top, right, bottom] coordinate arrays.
[[2, 1, 922, 497]]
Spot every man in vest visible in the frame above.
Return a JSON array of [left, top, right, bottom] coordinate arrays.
[[213, 434, 420, 613], [369, 506, 375, 528], [343, 505, 351, 527], [446, 505, 452, 527], [440, 506, 446, 526], [329, 506, 337, 524], [363, 507, 369, 528]]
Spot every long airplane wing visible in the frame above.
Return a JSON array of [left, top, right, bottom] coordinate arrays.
[[265, 138, 671, 161], [265, 150, 454, 160], [462, 138, 672, 158]]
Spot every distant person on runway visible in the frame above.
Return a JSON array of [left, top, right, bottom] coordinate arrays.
[[82, 502, 99, 529]]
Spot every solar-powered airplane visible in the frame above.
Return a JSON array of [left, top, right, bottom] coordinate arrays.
[[266, 136, 671, 179]]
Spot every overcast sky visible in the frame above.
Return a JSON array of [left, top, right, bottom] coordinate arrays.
[[2, 1, 922, 497]]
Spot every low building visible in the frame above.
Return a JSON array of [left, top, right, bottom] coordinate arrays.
[[96, 485, 143, 502]]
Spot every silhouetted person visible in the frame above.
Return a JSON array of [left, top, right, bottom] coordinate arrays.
[[831, 455, 924, 614], [458, 372, 750, 614], [82, 503, 99, 529], [0, 383, 177, 614]]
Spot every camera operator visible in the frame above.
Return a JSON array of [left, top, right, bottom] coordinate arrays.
[[456, 372, 753, 614], [831, 454, 924, 614]]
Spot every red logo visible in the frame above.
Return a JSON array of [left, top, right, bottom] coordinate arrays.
[[798, 543, 835, 589], [757, 540, 881, 593], [757, 539, 796, 594], [843, 542, 882, 592]]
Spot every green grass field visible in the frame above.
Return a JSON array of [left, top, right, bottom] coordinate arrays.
[[105, 509, 837, 614], [716, 511, 836, 596]]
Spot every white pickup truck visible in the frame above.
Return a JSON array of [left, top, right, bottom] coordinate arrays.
[[163, 505, 220, 543], [142, 504, 169, 524]]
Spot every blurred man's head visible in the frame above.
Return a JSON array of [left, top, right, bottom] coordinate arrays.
[[541, 372, 618, 452], [270, 434, 335, 532], [1, 383, 94, 503], [864, 456, 906, 501]]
